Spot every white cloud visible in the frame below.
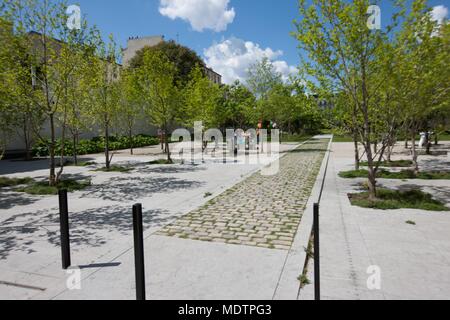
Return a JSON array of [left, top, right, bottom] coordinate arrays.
[[203, 37, 298, 84], [431, 5, 448, 25], [159, 0, 235, 32]]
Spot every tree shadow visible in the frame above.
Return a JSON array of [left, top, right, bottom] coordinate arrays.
[[133, 164, 207, 175], [0, 191, 39, 209], [0, 157, 96, 175], [0, 204, 173, 260], [394, 184, 450, 205], [81, 176, 204, 201]]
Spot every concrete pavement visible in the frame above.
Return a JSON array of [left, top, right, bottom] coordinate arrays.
[[299, 142, 450, 300]]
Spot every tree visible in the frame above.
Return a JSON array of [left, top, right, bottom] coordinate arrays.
[[133, 50, 182, 163], [129, 40, 205, 86], [247, 57, 283, 100], [87, 35, 121, 170], [118, 68, 142, 155], [293, 0, 403, 199], [0, 15, 18, 159], [396, 1, 449, 171], [218, 81, 256, 129], [184, 64, 222, 129], [0, 8, 44, 161]]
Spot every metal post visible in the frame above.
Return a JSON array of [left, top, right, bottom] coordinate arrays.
[[58, 189, 71, 270], [313, 203, 320, 301], [132, 204, 146, 300]]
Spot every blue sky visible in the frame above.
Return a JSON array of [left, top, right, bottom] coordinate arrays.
[[74, 0, 448, 84]]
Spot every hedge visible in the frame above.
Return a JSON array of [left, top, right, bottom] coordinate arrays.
[[32, 135, 160, 157]]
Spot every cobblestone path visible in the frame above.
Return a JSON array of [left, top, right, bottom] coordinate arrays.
[[157, 139, 329, 250]]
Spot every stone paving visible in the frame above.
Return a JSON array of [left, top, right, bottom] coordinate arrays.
[[157, 139, 329, 250]]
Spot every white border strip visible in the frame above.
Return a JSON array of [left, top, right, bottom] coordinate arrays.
[[273, 135, 333, 300]]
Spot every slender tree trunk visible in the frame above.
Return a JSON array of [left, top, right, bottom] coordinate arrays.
[[435, 134, 438, 146], [386, 144, 392, 163], [425, 132, 431, 155], [129, 128, 134, 155], [353, 133, 360, 171], [23, 117, 32, 161], [411, 129, 419, 174], [49, 113, 57, 186], [164, 124, 172, 163], [105, 121, 110, 170], [73, 132, 78, 165]]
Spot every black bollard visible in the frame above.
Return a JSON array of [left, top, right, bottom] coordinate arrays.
[[58, 189, 71, 270], [132, 203, 146, 300], [313, 203, 320, 301]]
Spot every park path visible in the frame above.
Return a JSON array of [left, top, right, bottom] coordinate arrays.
[[299, 142, 450, 300], [0, 138, 330, 300], [157, 139, 329, 250], [49, 138, 330, 300]]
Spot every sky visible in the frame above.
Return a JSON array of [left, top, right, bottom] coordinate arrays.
[[74, 0, 449, 84]]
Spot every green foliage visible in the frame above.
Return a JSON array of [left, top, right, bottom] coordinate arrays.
[[132, 50, 181, 162], [32, 135, 159, 157], [0, 176, 34, 188], [246, 57, 283, 100], [280, 134, 312, 143], [94, 166, 133, 173], [148, 159, 173, 165], [218, 81, 257, 129], [349, 188, 449, 211], [129, 40, 204, 86], [184, 64, 222, 129], [359, 160, 413, 168], [15, 179, 92, 195], [339, 169, 450, 180]]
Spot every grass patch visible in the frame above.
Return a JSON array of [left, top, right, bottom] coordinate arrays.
[[360, 160, 413, 168], [204, 192, 213, 198], [66, 161, 96, 167], [437, 134, 450, 141], [280, 134, 312, 143], [94, 165, 133, 173], [15, 179, 91, 195], [333, 135, 354, 143], [0, 177, 34, 188], [339, 169, 450, 180], [148, 159, 173, 165], [348, 188, 449, 211], [298, 274, 311, 288]]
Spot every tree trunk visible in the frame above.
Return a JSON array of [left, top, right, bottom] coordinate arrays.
[[23, 119, 33, 161], [411, 129, 419, 174], [73, 132, 78, 166], [367, 164, 377, 200], [425, 132, 431, 155], [49, 114, 57, 186], [353, 137, 360, 171], [129, 129, 134, 155], [435, 134, 438, 146], [105, 121, 111, 170], [164, 125, 172, 163], [404, 139, 408, 149]]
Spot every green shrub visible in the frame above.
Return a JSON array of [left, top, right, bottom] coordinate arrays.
[[348, 188, 449, 211], [0, 177, 34, 188], [339, 169, 450, 180], [15, 179, 91, 195], [32, 135, 160, 157]]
